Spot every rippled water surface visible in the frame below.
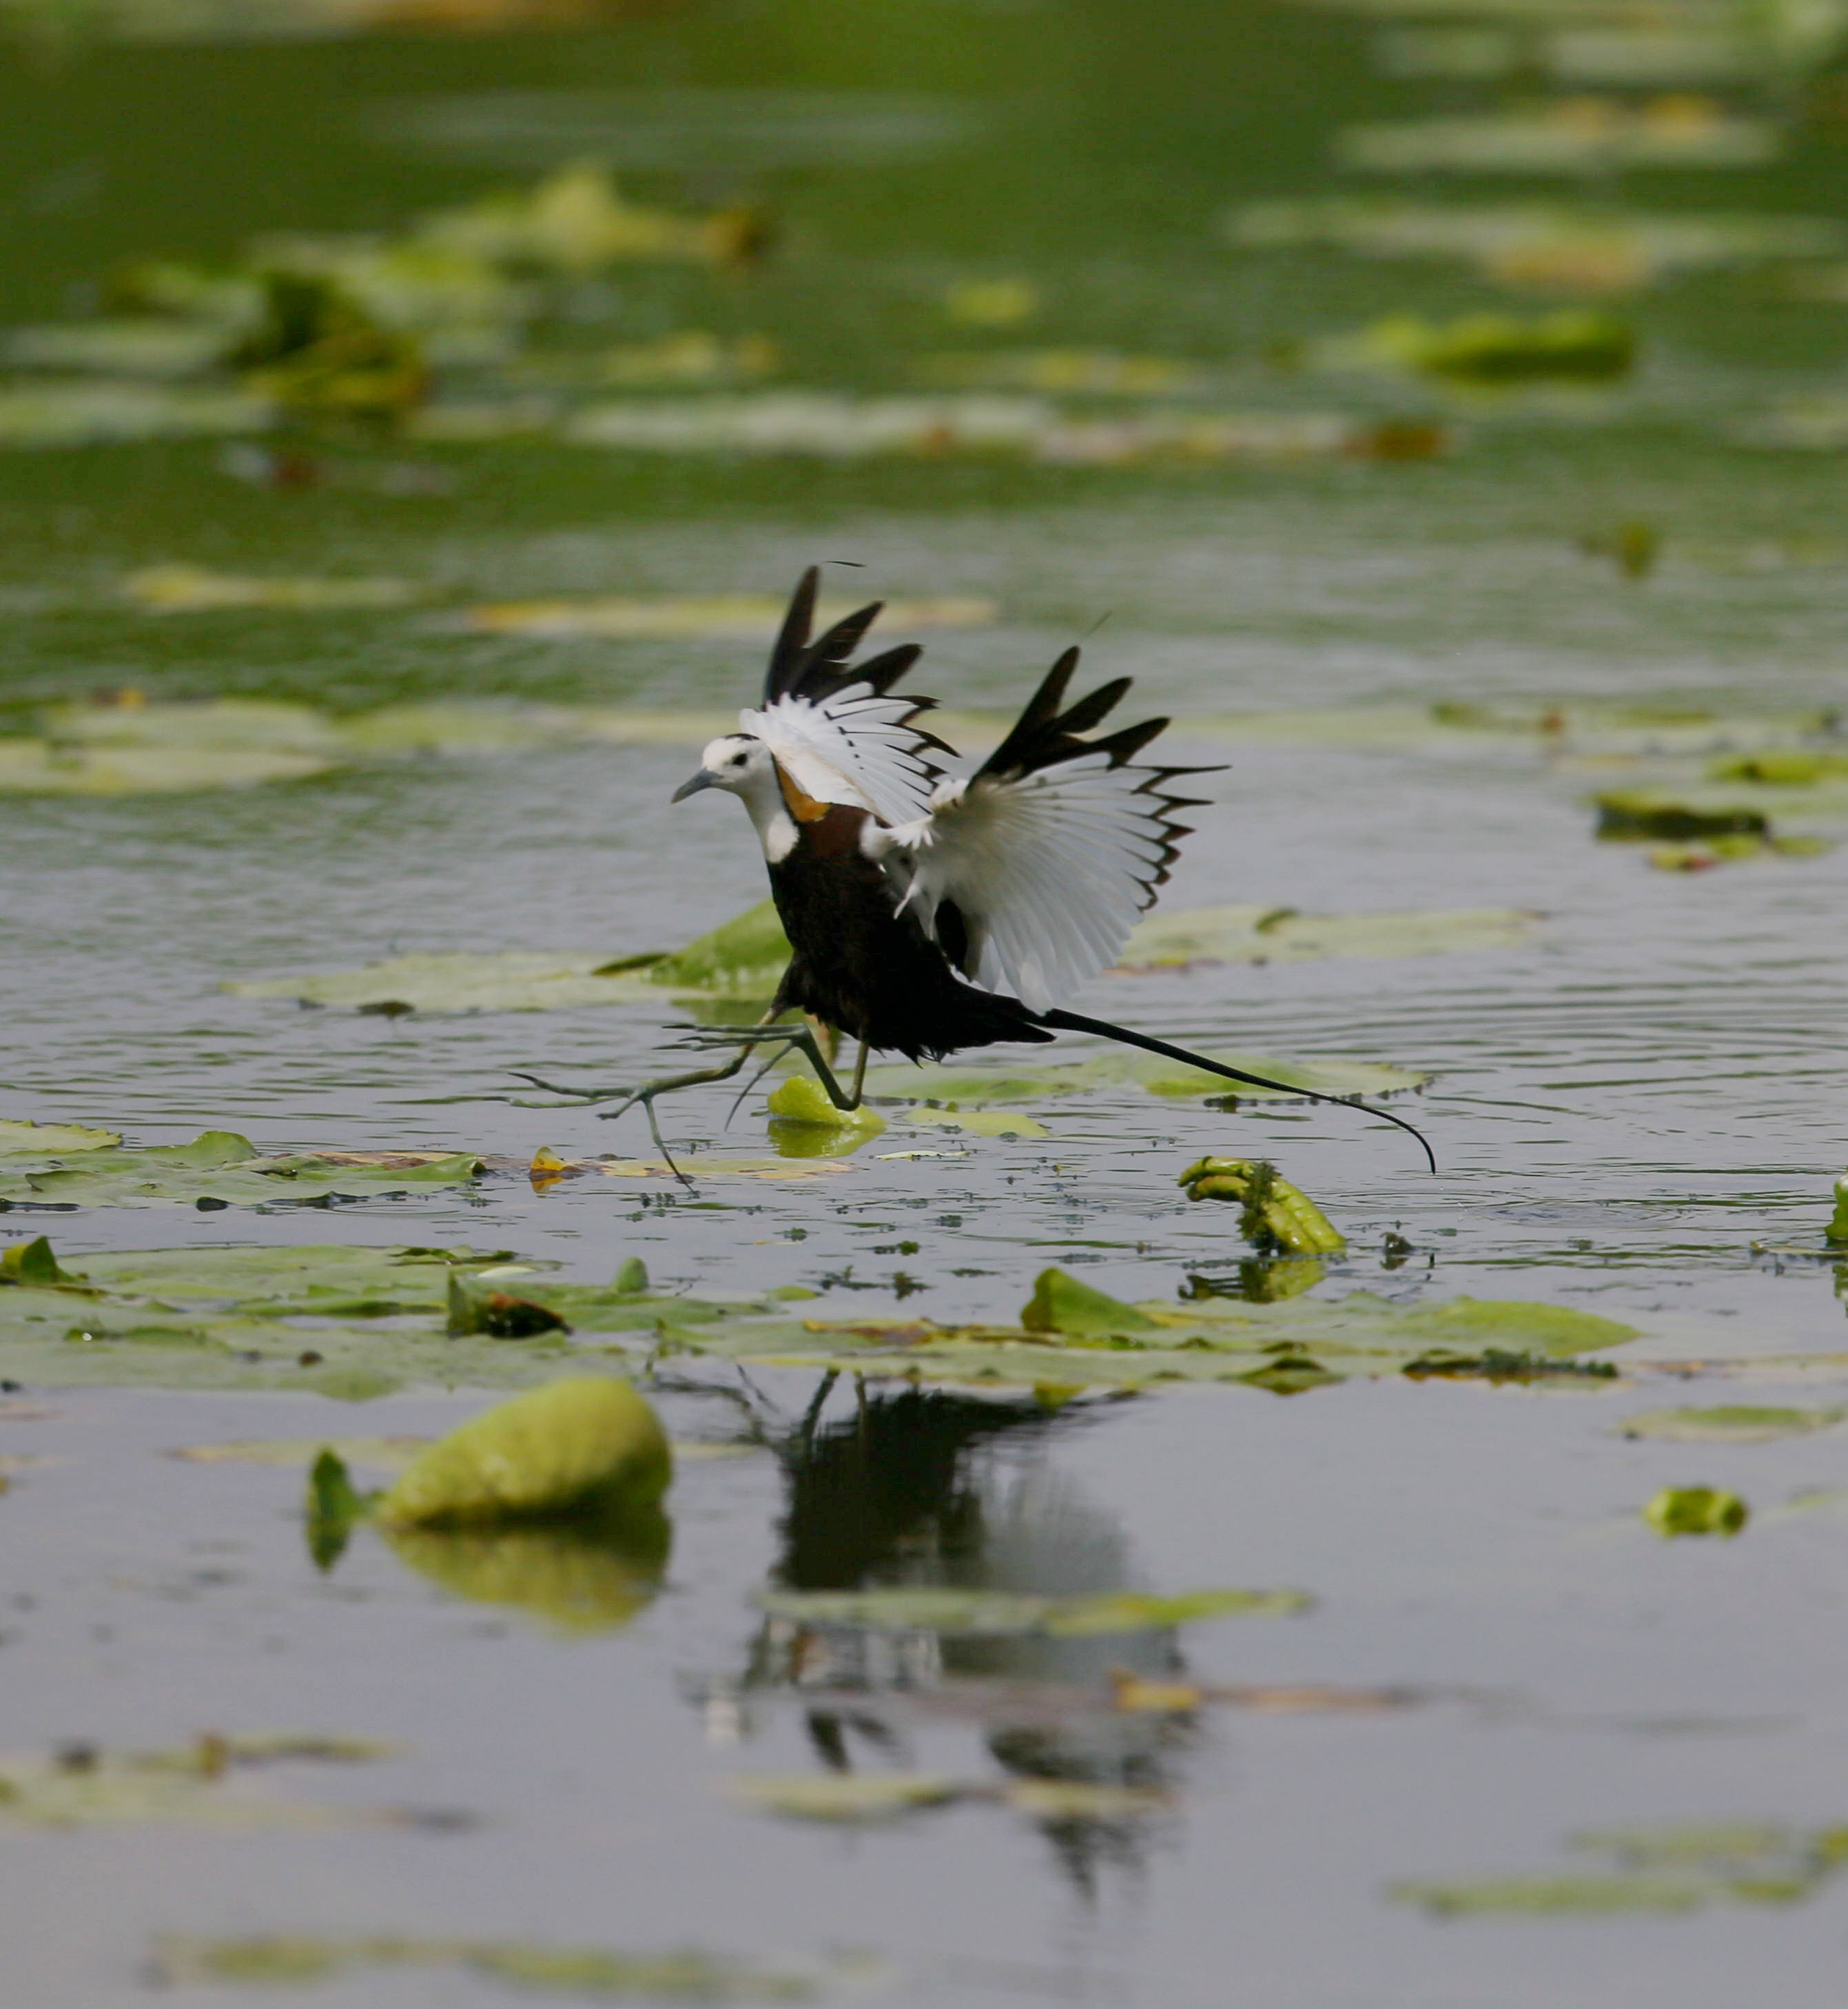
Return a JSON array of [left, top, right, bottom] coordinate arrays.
[[5, 2, 1848, 2002]]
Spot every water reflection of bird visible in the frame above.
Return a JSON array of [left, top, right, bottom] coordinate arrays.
[[726, 1387, 1198, 1899], [528, 567, 1434, 1174]]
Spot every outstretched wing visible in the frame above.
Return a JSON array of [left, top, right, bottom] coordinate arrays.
[[877, 648, 1215, 1014], [740, 567, 952, 826]]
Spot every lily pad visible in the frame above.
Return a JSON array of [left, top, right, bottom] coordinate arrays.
[[1619, 1406, 1847, 1444], [150, 1935, 848, 1997], [666, 1289, 1638, 1395], [0, 1119, 121, 1156], [1336, 101, 1781, 176], [462, 593, 995, 640], [225, 952, 664, 1015], [726, 1772, 963, 1822], [861, 1048, 1428, 1108], [0, 382, 273, 449], [0, 1735, 402, 1833], [755, 1585, 1309, 1634], [1391, 1875, 1714, 1917], [1391, 1819, 1848, 1918], [0, 1132, 483, 1209], [1355, 309, 1635, 383], [1644, 1486, 1748, 1536], [1116, 902, 1541, 968], [121, 566, 422, 615], [0, 740, 340, 795], [1595, 793, 1770, 841]]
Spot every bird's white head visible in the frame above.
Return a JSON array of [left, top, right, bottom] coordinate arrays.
[[673, 734, 777, 804], [673, 733, 800, 861]]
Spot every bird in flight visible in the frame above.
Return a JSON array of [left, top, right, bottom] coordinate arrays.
[[523, 569, 1434, 1177]]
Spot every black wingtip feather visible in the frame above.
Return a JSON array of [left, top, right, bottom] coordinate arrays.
[[766, 568, 821, 701]]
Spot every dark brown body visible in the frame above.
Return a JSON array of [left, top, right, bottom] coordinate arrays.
[[767, 804, 1052, 1061]]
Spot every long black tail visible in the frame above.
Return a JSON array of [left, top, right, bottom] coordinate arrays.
[[1040, 1007, 1437, 1175]]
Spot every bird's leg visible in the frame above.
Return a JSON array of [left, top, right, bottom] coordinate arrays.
[[849, 1039, 870, 1105], [778, 1026, 861, 1111]]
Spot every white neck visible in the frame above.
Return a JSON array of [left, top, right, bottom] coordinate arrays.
[[732, 766, 799, 864]]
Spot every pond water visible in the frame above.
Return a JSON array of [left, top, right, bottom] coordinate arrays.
[[5, 0, 1848, 2001]]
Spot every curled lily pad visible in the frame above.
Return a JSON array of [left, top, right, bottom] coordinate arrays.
[[766, 1078, 887, 1153], [1178, 1159, 1346, 1255], [374, 1378, 672, 1529], [1021, 1269, 1156, 1338], [0, 1237, 74, 1287], [756, 1585, 1308, 1634]]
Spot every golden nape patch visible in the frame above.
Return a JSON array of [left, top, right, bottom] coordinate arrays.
[[774, 763, 833, 824]]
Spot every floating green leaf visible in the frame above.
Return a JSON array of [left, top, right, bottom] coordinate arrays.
[[1620, 1406, 1846, 1444]]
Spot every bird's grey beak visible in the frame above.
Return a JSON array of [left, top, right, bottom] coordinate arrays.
[[671, 771, 715, 803]]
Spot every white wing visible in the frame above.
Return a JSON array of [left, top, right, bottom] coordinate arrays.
[[880, 754, 1195, 1013], [743, 686, 945, 826]]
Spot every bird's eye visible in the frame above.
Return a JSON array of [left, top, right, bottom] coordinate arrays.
[[730, 753, 747, 766]]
